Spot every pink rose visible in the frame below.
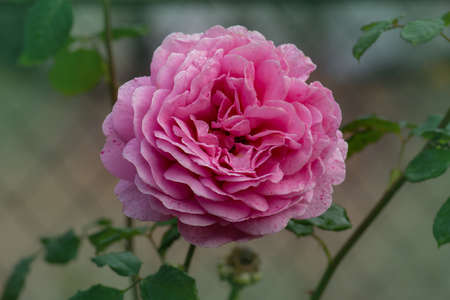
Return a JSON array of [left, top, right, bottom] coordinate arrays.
[[101, 25, 347, 247]]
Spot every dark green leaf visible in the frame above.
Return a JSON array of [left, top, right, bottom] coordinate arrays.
[[353, 20, 391, 60], [40, 229, 80, 264], [342, 115, 401, 158], [158, 223, 180, 258], [49, 49, 104, 95], [68, 285, 123, 300], [401, 18, 445, 45], [1, 255, 36, 300], [95, 217, 113, 227], [88, 226, 148, 253], [140, 265, 199, 300], [100, 26, 149, 40], [91, 251, 141, 277], [19, 0, 73, 65], [443, 11, 450, 26], [286, 220, 314, 237], [433, 197, 450, 247], [405, 147, 450, 182], [307, 203, 352, 231]]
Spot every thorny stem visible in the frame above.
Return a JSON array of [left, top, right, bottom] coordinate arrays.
[[311, 233, 332, 264], [310, 108, 450, 300], [101, 0, 138, 299], [183, 244, 196, 273]]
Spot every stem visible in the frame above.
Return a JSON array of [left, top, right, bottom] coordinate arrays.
[[228, 284, 243, 300], [147, 225, 165, 263], [311, 233, 332, 264], [101, 0, 118, 104], [122, 277, 141, 293], [440, 32, 450, 43], [183, 244, 196, 273], [311, 108, 450, 300], [397, 135, 410, 169], [101, 0, 137, 299]]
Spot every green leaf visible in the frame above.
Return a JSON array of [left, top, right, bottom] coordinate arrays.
[[19, 0, 73, 65], [405, 147, 450, 182], [68, 285, 123, 300], [40, 229, 80, 264], [1, 255, 36, 300], [49, 49, 104, 95], [307, 203, 352, 231], [286, 220, 314, 237], [433, 197, 450, 247], [353, 20, 391, 60], [401, 18, 445, 45], [91, 251, 141, 277], [100, 25, 149, 40], [443, 11, 450, 26], [95, 217, 113, 227], [360, 20, 391, 32], [342, 115, 401, 158], [140, 265, 199, 300], [158, 223, 180, 258], [88, 226, 148, 253]]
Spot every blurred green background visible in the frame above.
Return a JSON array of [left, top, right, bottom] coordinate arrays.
[[1, 0, 449, 299]]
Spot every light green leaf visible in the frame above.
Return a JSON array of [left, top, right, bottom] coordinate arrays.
[[401, 18, 445, 45], [19, 0, 73, 65], [88, 226, 148, 253], [307, 203, 352, 231], [91, 251, 141, 277], [158, 223, 180, 259], [68, 285, 123, 300], [49, 49, 104, 95], [342, 115, 401, 158], [40, 229, 80, 264], [100, 25, 149, 40], [433, 197, 450, 247], [1, 255, 36, 300], [353, 20, 391, 60], [443, 11, 450, 26], [140, 265, 199, 300], [286, 220, 314, 237], [405, 147, 450, 182]]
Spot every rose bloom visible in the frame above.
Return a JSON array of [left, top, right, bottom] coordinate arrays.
[[101, 25, 347, 247]]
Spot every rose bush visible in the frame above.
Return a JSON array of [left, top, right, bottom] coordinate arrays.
[[101, 25, 347, 247]]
